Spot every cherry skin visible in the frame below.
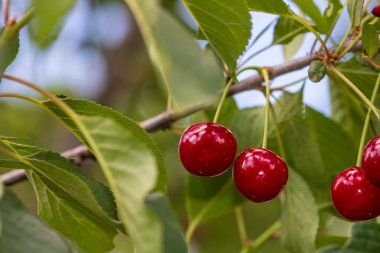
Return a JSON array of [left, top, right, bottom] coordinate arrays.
[[331, 167, 380, 222], [233, 148, 288, 203], [372, 5, 380, 17], [178, 123, 237, 176], [362, 136, 380, 187]]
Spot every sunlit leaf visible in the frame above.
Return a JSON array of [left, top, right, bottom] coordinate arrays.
[[273, 17, 307, 45], [31, 0, 76, 47], [0, 28, 19, 75], [41, 98, 186, 253], [247, 0, 293, 16], [347, 0, 364, 28], [183, 0, 251, 71], [2, 141, 119, 253]]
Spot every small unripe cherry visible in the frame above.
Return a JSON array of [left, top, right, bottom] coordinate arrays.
[[178, 123, 237, 177], [331, 167, 380, 221], [372, 5, 380, 17], [233, 148, 288, 203]]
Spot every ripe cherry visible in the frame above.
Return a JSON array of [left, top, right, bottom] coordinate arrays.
[[233, 148, 288, 203], [178, 123, 237, 176], [372, 5, 380, 17], [362, 136, 380, 187], [331, 167, 380, 222]]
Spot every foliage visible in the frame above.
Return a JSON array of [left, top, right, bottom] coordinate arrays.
[[0, 0, 379, 253]]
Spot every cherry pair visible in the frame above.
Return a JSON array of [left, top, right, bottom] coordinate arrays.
[[331, 136, 380, 221], [178, 123, 288, 203]]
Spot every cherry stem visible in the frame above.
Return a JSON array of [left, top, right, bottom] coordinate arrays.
[[269, 104, 286, 159], [328, 64, 380, 118], [356, 72, 380, 167], [234, 207, 248, 248], [249, 220, 281, 251], [213, 78, 234, 123], [292, 16, 329, 59], [262, 69, 270, 149], [0, 92, 42, 105], [3, 0, 9, 25]]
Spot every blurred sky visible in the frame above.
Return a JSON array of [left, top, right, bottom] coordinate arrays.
[[0, 0, 372, 117]]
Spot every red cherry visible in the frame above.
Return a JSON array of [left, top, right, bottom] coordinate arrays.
[[362, 136, 380, 187], [178, 123, 237, 176], [233, 148, 288, 203], [372, 5, 380, 17], [331, 167, 380, 222]]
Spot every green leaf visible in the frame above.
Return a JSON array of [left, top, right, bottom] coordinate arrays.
[[42, 98, 167, 192], [338, 56, 378, 95], [329, 79, 365, 147], [362, 24, 379, 57], [292, 0, 328, 33], [318, 223, 380, 253], [0, 159, 25, 173], [30, 0, 76, 47], [183, 0, 251, 71], [274, 92, 356, 189], [281, 169, 319, 253], [228, 106, 266, 152], [308, 60, 327, 83], [247, 0, 293, 16], [323, 0, 343, 33], [0, 189, 71, 253], [146, 193, 187, 253], [0, 28, 19, 74], [186, 172, 244, 225], [283, 33, 305, 60], [2, 141, 118, 253], [124, 0, 223, 109], [273, 16, 307, 45], [41, 98, 185, 253], [347, 0, 364, 28]]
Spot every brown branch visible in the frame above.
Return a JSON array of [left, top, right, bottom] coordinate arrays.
[[0, 41, 366, 186]]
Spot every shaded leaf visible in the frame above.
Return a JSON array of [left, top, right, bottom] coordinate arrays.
[[183, 0, 252, 71], [146, 193, 187, 253], [318, 223, 380, 253], [124, 0, 223, 109], [308, 60, 327, 83], [362, 23, 379, 57], [186, 172, 244, 225], [347, 0, 364, 28], [281, 169, 318, 253], [0, 189, 71, 253], [274, 92, 356, 190]]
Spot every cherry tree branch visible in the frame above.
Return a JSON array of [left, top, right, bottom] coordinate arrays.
[[0, 41, 366, 186]]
